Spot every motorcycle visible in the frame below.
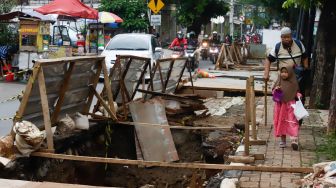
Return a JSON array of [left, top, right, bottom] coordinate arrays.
[[209, 44, 220, 64], [171, 46, 185, 59], [185, 45, 197, 71], [200, 40, 209, 60]]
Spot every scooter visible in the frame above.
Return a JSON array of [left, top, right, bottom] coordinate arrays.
[[185, 45, 197, 71], [209, 44, 220, 64]]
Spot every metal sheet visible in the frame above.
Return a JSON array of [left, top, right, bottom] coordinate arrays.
[[248, 44, 267, 59], [129, 98, 179, 162]]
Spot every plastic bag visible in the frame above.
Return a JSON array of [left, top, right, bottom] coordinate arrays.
[[55, 114, 75, 135], [291, 98, 309, 120], [73, 112, 89, 130], [272, 89, 283, 102], [13, 121, 45, 156]]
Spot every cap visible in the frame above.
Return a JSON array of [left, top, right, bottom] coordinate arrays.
[[281, 27, 291, 35]]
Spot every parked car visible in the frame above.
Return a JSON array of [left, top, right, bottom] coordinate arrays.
[[100, 33, 163, 79]]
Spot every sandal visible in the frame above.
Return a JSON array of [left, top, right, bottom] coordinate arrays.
[[291, 142, 299, 151], [279, 141, 286, 148]]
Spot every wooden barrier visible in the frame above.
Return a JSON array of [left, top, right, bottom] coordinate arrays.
[[31, 152, 314, 173], [244, 76, 267, 157]]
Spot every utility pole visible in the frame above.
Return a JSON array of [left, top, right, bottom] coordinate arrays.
[[229, 0, 234, 37]]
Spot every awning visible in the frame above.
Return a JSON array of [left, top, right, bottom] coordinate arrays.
[[0, 11, 55, 22], [34, 0, 98, 20]]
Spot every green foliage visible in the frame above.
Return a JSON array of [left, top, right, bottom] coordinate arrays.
[[0, 0, 18, 46], [317, 133, 336, 160], [282, 0, 322, 9], [176, 0, 229, 32], [99, 0, 148, 32]]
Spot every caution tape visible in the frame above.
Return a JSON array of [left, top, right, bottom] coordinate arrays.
[[0, 116, 14, 121], [0, 68, 31, 79], [0, 93, 23, 104]]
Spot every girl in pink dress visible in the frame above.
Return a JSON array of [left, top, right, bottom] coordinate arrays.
[[273, 65, 301, 150]]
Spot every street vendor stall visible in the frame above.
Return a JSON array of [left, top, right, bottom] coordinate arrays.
[[34, 0, 98, 56], [0, 11, 54, 77]]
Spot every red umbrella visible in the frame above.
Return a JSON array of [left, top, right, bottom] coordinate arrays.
[[34, 0, 98, 20]]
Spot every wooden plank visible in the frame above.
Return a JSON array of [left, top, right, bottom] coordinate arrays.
[[117, 121, 233, 131], [101, 59, 117, 119], [249, 139, 267, 145], [31, 152, 314, 173], [83, 60, 102, 114], [38, 68, 54, 152], [253, 154, 265, 160], [227, 155, 255, 164], [12, 64, 42, 135], [51, 62, 75, 123], [34, 56, 105, 64], [90, 86, 117, 120]]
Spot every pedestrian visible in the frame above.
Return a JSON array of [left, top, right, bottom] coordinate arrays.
[[264, 27, 309, 125], [272, 65, 301, 150]]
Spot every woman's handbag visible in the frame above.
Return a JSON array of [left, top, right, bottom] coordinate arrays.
[[272, 88, 283, 102], [291, 97, 309, 120]]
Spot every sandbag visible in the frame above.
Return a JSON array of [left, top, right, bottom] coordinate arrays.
[[55, 114, 75, 135], [13, 121, 45, 156], [73, 112, 89, 130], [0, 135, 14, 159]]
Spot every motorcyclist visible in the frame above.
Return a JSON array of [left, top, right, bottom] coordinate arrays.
[[169, 31, 187, 50], [210, 31, 221, 45], [187, 31, 198, 47]]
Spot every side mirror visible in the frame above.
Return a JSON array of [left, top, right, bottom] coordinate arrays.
[[155, 47, 163, 52]]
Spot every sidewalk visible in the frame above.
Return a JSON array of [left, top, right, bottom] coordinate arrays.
[[238, 97, 328, 188]]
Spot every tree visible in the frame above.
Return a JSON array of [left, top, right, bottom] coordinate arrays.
[[0, 0, 18, 46], [99, 0, 148, 32], [175, 0, 229, 34]]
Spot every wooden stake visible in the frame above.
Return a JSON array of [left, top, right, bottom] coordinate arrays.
[[83, 60, 102, 114], [38, 68, 54, 152], [244, 78, 251, 156], [31, 152, 314, 173], [90, 86, 117, 120], [250, 76, 257, 140], [264, 80, 268, 126]]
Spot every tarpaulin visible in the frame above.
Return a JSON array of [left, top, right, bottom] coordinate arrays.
[[34, 0, 98, 20]]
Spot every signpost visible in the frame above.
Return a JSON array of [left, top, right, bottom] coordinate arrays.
[[150, 14, 161, 26]]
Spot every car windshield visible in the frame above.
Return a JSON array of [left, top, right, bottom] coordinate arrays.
[[106, 35, 149, 51]]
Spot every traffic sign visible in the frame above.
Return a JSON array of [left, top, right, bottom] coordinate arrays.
[[148, 0, 165, 14], [151, 15, 161, 26]]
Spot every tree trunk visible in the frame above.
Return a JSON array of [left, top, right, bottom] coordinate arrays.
[[309, 0, 336, 109], [328, 58, 336, 134]]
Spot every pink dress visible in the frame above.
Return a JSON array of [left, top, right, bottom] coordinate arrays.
[[273, 100, 299, 137]]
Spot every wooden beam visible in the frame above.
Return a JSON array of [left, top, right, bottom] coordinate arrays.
[[244, 78, 251, 156], [253, 154, 265, 160], [249, 76, 257, 140], [227, 155, 255, 164], [264, 80, 268, 127], [38, 68, 54, 152], [117, 121, 233, 131], [51, 62, 75, 123], [101, 59, 117, 117], [14, 64, 41, 123], [83, 60, 102, 114], [90, 86, 117, 120], [31, 152, 314, 173], [249, 139, 267, 145]]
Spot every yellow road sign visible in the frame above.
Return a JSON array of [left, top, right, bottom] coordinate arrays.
[[148, 0, 164, 14]]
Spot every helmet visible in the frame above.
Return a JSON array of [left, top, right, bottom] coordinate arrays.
[[177, 31, 184, 39], [204, 34, 209, 39], [212, 31, 218, 37], [189, 31, 196, 38]]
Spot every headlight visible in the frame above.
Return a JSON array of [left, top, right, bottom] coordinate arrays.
[[172, 54, 179, 58], [202, 42, 208, 47], [210, 48, 219, 53]]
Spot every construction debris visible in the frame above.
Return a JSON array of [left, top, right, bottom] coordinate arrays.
[[299, 161, 336, 187]]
